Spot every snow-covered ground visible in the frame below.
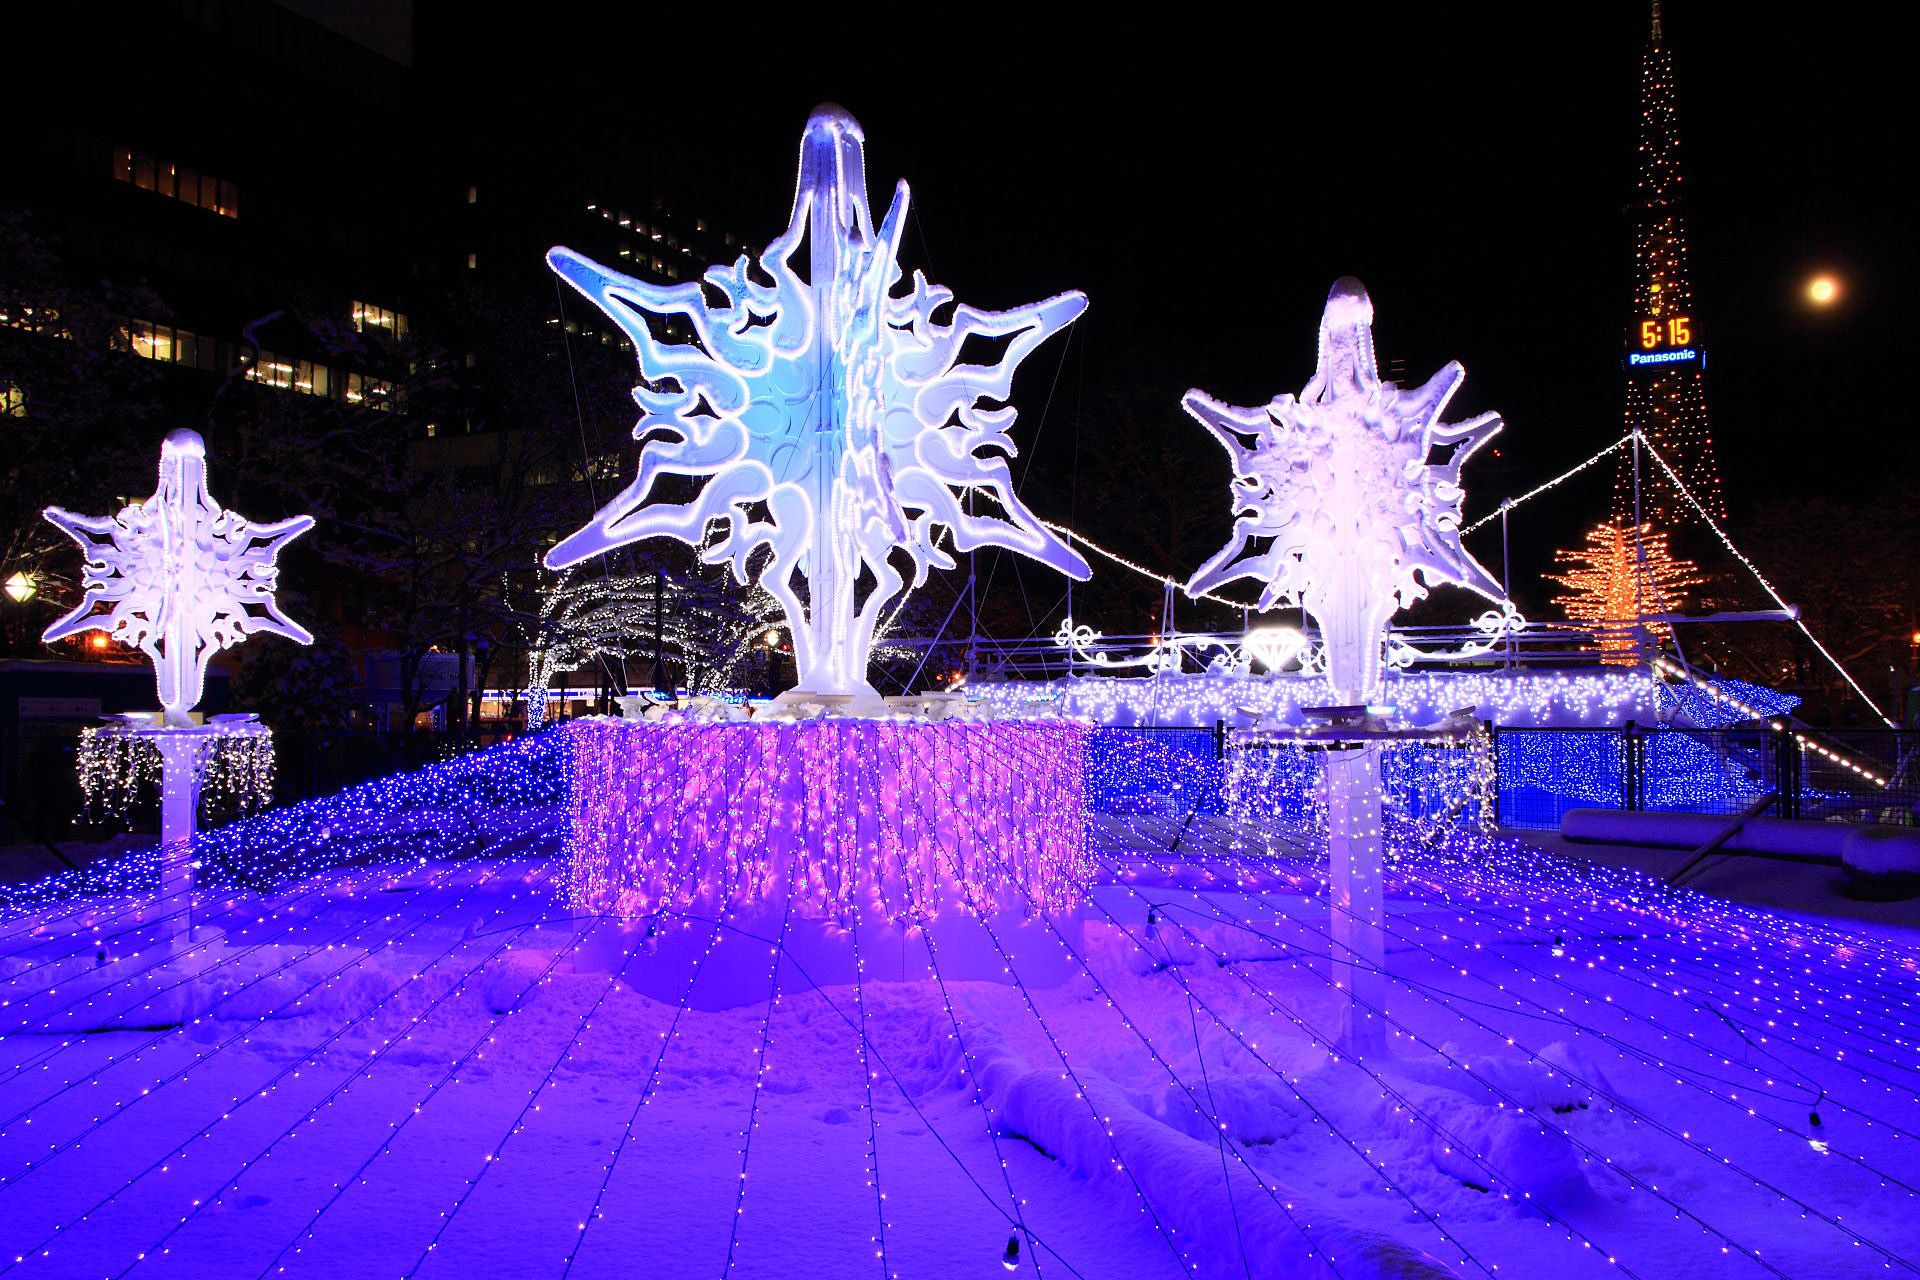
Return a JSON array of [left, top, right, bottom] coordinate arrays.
[[4, 806, 1917, 1280]]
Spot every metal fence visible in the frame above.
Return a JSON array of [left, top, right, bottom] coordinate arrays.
[[1093, 721, 1920, 835], [1492, 724, 1920, 831], [1086, 725, 1225, 816]]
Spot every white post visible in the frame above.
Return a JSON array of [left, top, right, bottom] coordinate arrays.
[[1323, 572, 1392, 1059], [153, 731, 204, 944], [1325, 741, 1386, 1057]]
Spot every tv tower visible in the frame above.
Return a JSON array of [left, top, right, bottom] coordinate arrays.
[[1617, 0, 1726, 528]]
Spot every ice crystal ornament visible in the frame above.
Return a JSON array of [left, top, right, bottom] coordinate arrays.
[[1184, 277, 1502, 702], [543, 105, 1090, 701], [42, 429, 315, 726], [1184, 278, 1505, 1057]]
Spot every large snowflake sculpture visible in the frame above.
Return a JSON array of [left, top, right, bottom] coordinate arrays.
[[544, 105, 1089, 699], [43, 429, 314, 726], [1184, 278, 1502, 700]]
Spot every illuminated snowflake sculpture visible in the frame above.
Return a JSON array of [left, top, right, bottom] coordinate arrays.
[[43, 429, 314, 726], [1184, 278, 1503, 701], [544, 105, 1090, 700]]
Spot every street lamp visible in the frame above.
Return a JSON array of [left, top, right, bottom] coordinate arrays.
[[4, 571, 35, 603]]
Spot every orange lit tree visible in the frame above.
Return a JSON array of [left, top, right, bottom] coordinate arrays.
[[1550, 522, 1699, 663]]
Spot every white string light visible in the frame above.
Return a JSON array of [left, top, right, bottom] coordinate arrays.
[[1639, 437, 1896, 727], [1461, 435, 1634, 535]]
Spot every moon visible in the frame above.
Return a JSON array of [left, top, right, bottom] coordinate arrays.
[[1808, 275, 1839, 305]]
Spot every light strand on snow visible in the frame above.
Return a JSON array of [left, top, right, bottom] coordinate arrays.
[[557, 914, 728, 1278], [1391, 858, 1920, 1143], [0, 857, 489, 1139], [1074, 880, 1609, 1277], [1108, 817, 1920, 1270], [719, 887, 799, 1279], [1103, 832, 1782, 1274], [4, 857, 568, 1273], [1368, 868, 1920, 1188], [252, 895, 602, 1277], [1420, 821, 1920, 1036], [675, 904, 1096, 1278], [0, 858, 434, 1093], [402, 917, 650, 1274], [914, 923, 1056, 1278], [848, 909, 897, 1279], [962, 906, 1204, 1278]]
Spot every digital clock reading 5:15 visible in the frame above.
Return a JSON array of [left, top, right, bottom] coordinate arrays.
[[1639, 316, 1692, 349]]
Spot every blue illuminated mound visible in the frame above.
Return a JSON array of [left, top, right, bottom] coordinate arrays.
[[1087, 728, 1226, 817], [1658, 675, 1799, 727], [0, 730, 573, 917]]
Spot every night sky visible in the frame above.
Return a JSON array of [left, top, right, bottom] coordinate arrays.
[[257, 5, 1920, 615]]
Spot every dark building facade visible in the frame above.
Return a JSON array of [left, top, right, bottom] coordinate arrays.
[[3, 0, 765, 730]]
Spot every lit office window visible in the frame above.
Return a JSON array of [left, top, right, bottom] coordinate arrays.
[[122, 320, 219, 373], [1, 383, 25, 418], [352, 300, 409, 338], [113, 147, 238, 217]]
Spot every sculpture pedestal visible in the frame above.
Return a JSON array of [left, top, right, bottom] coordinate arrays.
[[1325, 742, 1387, 1058], [80, 718, 272, 946], [152, 730, 207, 944], [563, 717, 1090, 922], [1234, 712, 1482, 1059]]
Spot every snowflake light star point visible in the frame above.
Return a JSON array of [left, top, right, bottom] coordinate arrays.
[[543, 105, 1089, 700], [42, 429, 315, 726], [1184, 277, 1503, 700]]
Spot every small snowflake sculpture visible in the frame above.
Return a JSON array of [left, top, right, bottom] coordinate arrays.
[[43, 429, 314, 726], [1184, 278, 1502, 700], [544, 104, 1089, 699]]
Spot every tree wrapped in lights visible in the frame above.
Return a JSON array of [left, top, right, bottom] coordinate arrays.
[[525, 561, 784, 721], [542, 105, 1089, 704], [1549, 521, 1698, 663]]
